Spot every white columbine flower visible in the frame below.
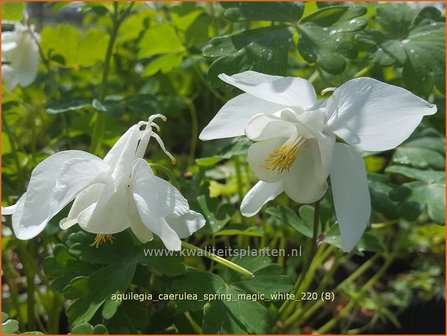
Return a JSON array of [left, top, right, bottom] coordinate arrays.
[[3, 115, 205, 250], [200, 71, 436, 251], [2, 22, 40, 90]]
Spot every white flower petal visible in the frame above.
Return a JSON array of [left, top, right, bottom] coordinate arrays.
[[219, 71, 317, 109], [330, 143, 371, 252], [131, 159, 194, 250], [133, 192, 181, 250], [325, 77, 437, 151], [129, 200, 154, 243], [11, 151, 107, 240], [130, 216, 154, 243], [240, 181, 283, 217], [199, 93, 285, 140], [50, 158, 110, 215], [59, 183, 105, 230], [247, 137, 288, 183], [77, 184, 131, 234], [282, 140, 328, 204], [14, 36, 39, 87], [104, 124, 141, 183], [245, 113, 295, 141], [166, 211, 206, 238], [2, 65, 18, 91], [2, 201, 19, 215]]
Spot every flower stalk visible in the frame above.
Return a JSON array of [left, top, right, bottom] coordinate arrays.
[[278, 201, 320, 320], [181, 241, 254, 278], [90, 2, 134, 155]]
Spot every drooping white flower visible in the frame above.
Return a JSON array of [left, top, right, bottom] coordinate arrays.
[[2, 22, 40, 90], [200, 71, 437, 251], [3, 115, 205, 250]]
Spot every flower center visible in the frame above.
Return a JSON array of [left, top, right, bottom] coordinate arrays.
[[265, 135, 306, 173], [90, 234, 115, 248]]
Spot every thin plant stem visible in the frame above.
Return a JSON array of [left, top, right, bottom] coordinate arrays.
[[2, 113, 26, 188], [181, 241, 254, 278], [298, 253, 381, 327], [315, 249, 397, 334], [353, 64, 373, 78], [278, 201, 320, 319], [233, 156, 247, 225], [192, 64, 226, 102], [186, 100, 199, 169], [90, 3, 134, 154]]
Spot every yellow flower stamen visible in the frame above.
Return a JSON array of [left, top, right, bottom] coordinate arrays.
[[90, 234, 115, 248], [265, 135, 306, 173]]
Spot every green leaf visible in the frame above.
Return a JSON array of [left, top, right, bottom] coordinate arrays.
[[2, 314, 19, 334], [392, 146, 445, 170], [297, 6, 367, 74], [138, 23, 185, 58], [203, 26, 292, 87], [356, 4, 445, 96], [172, 270, 226, 311], [92, 324, 109, 334], [142, 53, 184, 76], [266, 205, 313, 238], [197, 138, 252, 167], [46, 99, 91, 114], [2, 2, 25, 21], [324, 224, 385, 254], [197, 194, 236, 234], [71, 323, 94, 334], [66, 231, 136, 265], [367, 173, 399, 219], [195, 156, 223, 167], [224, 256, 294, 297], [40, 25, 109, 68], [136, 239, 186, 276], [92, 94, 158, 117], [174, 256, 290, 333], [391, 181, 445, 224], [203, 297, 271, 334], [385, 165, 445, 184], [66, 261, 137, 324], [221, 2, 304, 22], [43, 244, 96, 292]]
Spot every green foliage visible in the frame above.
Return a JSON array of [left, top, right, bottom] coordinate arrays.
[[2, 2, 25, 21], [356, 4, 445, 96], [40, 25, 109, 68], [221, 2, 305, 22], [1, 2, 445, 335], [203, 26, 292, 87], [172, 256, 293, 333], [298, 6, 367, 74], [2, 313, 19, 334]]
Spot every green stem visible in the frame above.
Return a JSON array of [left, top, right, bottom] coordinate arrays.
[[18, 243, 37, 330], [186, 100, 198, 169], [298, 253, 380, 327], [2, 113, 26, 188], [192, 64, 226, 102], [90, 3, 134, 155], [234, 156, 248, 227], [308, 70, 319, 84], [316, 248, 398, 334], [278, 201, 320, 319], [353, 64, 373, 78], [181, 241, 254, 278]]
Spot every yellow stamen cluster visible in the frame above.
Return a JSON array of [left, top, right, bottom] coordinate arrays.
[[265, 136, 306, 173], [90, 234, 115, 248]]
